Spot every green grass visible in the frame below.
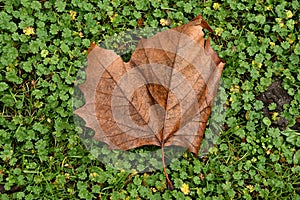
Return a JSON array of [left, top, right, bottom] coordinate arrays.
[[1, 0, 300, 199]]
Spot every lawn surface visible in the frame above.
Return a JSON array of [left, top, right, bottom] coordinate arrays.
[[0, 0, 300, 199]]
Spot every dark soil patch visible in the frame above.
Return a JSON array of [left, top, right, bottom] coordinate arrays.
[[256, 80, 293, 130]]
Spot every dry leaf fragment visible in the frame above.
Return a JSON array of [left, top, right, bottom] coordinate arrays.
[[75, 15, 225, 189]]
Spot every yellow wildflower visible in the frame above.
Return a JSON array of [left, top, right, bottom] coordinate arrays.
[[70, 10, 77, 20], [269, 42, 276, 47], [257, 62, 262, 68], [215, 27, 223, 36], [180, 183, 190, 195], [160, 19, 170, 26], [246, 185, 254, 193], [110, 13, 118, 22], [230, 85, 240, 93], [286, 10, 293, 19], [265, 5, 272, 11], [23, 27, 35, 36], [213, 3, 221, 10], [276, 18, 284, 28], [272, 112, 279, 121], [65, 173, 70, 180], [91, 172, 97, 178], [286, 34, 294, 44]]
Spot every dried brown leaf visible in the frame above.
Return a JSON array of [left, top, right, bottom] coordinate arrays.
[[75, 15, 225, 189]]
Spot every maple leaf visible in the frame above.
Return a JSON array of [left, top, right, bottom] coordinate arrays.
[[74, 15, 225, 189]]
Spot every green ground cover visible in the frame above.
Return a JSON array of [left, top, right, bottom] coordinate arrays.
[[0, 0, 300, 199]]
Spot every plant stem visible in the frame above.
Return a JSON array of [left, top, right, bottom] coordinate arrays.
[[161, 144, 174, 190]]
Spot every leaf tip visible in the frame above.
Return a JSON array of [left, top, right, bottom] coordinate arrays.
[[88, 42, 97, 53], [191, 15, 213, 32], [205, 37, 225, 66]]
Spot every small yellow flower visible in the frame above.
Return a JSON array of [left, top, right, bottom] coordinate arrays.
[[183, 152, 188, 158], [276, 18, 284, 28], [120, 168, 125, 173], [215, 27, 223, 36], [160, 19, 170, 26], [269, 42, 276, 47], [180, 183, 190, 195], [230, 85, 240, 93], [160, 19, 166, 26], [257, 62, 262, 68], [91, 172, 97, 178], [286, 10, 293, 19], [110, 13, 118, 22], [252, 60, 262, 68], [265, 5, 272, 11], [23, 27, 35, 35], [286, 34, 294, 44], [143, 173, 149, 178], [65, 173, 70, 180], [70, 10, 77, 20], [246, 185, 254, 193], [272, 112, 279, 121], [213, 3, 221, 10], [225, 100, 230, 106]]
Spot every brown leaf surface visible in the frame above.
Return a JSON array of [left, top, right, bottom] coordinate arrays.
[[75, 15, 225, 160]]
